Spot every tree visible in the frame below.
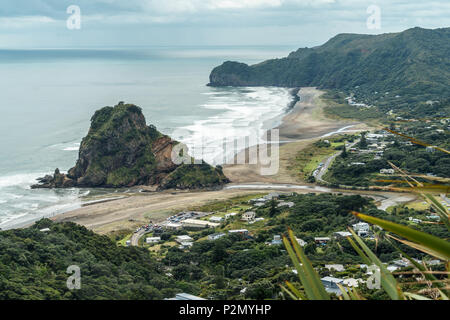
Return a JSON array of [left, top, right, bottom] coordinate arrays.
[[269, 199, 279, 217], [359, 132, 368, 149], [341, 144, 348, 158]]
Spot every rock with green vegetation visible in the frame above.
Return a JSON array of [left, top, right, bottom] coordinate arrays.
[[209, 27, 450, 109], [32, 102, 229, 189]]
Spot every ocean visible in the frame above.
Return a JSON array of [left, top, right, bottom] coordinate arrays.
[[0, 46, 296, 229]]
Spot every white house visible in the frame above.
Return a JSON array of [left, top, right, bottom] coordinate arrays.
[[225, 212, 238, 219], [241, 211, 256, 222], [333, 231, 352, 238], [146, 237, 161, 244], [165, 222, 182, 230], [208, 233, 225, 241], [296, 238, 307, 247], [278, 201, 295, 208], [175, 235, 193, 244], [209, 216, 224, 223], [325, 264, 345, 272], [352, 222, 370, 237]]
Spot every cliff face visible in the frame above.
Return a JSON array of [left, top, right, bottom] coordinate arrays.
[[32, 102, 229, 190]]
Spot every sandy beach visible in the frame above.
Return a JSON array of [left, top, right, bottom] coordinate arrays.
[[52, 87, 375, 235]]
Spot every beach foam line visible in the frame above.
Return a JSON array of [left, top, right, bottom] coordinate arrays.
[[0, 172, 47, 189]]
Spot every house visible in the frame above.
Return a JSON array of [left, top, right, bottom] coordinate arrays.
[[278, 201, 294, 208], [263, 193, 280, 201], [408, 217, 422, 224], [176, 235, 193, 244], [321, 277, 344, 295], [209, 216, 224, 223], [208, 233, 226, 241], [343, 278, 363, 288], [165, 293, 206, 301], [352, 222, 370, 237], [392, 259, 410, 268], [146, 237, 161, 244], [325, 264, 345, 272], [39, 228, 51, 232], [125, 240, 131, 247], [314, 237, 330, 245], [296, 238, 307, 247], [165, 222, 182, 230], [181, 219, 220, 229], [241, 211, 256, 222], [333, 231, 352, 239], [380, 168, 395, 174], [350, 162, 365, 166], [179, 242, 193, 250], [225, 212, 238, 219], [228, 229, 249, 236], [271, 235, 282, 245]]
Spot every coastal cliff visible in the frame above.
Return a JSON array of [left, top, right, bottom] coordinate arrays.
[[208, 27, 450, 107], [32, 102, 229, 190]]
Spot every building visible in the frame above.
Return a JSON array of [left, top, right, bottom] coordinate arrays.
[[225, 212, 238, 219], [146, 237, 161, 244], [263, 193, 280, 201], [228, 229, 249, 236], [175, 235, 193, 244], [165, 222, 182, 230], [321, 277, 344, 295], [352, 222, 370, 237], [325, 264, 345, 272], [343, 278, 363, 288], [181, 219, 220, 229], [278, 201, 294, 208], [208, 233, 226, 241], [296, 238, 307, 247], [333, 231, 352, 239], [209, 216, 224, 223], [165, 293, 206, 301], [39, 228, 51, 232], [380, 168, 395, 174], [241, 211, 256, 222], [179, 242, 193, 250], [125, 240, 131, 247], [271, 235, 282, 245], [314, 237, 330, 245]]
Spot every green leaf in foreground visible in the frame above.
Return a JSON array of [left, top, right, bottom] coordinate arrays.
[[351, 211, 450, 261]]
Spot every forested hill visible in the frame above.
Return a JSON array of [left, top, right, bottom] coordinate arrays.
[[208, 27, 450, 107], [0, 219, 179, 299]]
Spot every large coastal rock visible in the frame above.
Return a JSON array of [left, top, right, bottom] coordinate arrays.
[[32, 102, 229, 190]]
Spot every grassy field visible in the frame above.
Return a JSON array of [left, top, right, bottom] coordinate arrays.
[[290, 140, 345, 180]]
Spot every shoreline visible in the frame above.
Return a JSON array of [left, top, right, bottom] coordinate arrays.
[[3, 87, 372, 233]]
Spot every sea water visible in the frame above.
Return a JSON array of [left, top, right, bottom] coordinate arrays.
[[0, 46, 296, 229]]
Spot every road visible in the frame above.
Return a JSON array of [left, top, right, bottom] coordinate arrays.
[[315, 139, 360, 183], [131, 229, 146, 246]]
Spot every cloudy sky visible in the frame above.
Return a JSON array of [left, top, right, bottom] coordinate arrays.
[[0, 0, 449, 48]]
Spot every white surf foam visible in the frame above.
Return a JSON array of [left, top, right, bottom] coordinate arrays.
[[173, 87, 293, 165]]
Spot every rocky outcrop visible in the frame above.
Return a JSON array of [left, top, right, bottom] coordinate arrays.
[[32, 102, 229, 190]]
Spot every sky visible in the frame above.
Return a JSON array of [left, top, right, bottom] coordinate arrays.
[[0, 0, 449, 48]]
